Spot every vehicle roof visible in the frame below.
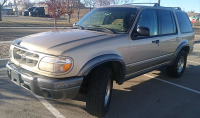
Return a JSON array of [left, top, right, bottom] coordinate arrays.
[[99, 5, 184, 12]]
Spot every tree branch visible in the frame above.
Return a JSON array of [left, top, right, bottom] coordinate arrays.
[[1, 0, 7, 6]]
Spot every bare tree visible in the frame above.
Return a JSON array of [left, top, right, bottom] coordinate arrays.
[[83, 0, 96, 10], [0, 0, 7, 21], [42, 0, 68, 29], [95, 0, 134, 6], [110, 0, 120, 5], [118, 0, 134, 5], [77, 0, 80, 19]]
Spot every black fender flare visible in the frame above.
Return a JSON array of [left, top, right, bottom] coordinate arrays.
[[78, 54, 126, 84], [170, 41, 189, 65]]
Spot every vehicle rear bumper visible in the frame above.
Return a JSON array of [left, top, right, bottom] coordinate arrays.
[[6, 60, 83, 99]]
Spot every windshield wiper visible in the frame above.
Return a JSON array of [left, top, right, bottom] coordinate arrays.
[[73, 24, 84, 30], [87, 25, 116, 34]]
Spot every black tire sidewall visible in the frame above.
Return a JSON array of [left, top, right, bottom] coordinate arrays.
[[86, 66, 113, 117], [174, 51, 187, 77]]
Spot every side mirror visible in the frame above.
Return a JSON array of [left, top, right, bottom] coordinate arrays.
[[132, 27, 150, 37]]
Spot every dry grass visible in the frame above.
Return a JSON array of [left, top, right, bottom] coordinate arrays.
[[0, 20, 73, 27]]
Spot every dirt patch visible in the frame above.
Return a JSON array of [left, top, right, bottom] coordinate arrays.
[[0, 43, 11, 59], [0, 21, 73, 27]]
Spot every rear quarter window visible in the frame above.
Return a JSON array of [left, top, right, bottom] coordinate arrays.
[[175, 12, 193, 33]]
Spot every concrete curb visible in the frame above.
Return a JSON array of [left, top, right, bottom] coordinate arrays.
[[0, 58, 9, 67]]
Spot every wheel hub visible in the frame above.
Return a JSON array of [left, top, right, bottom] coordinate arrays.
[[177, 56, 184, 73], [104, 78, 111, 106]]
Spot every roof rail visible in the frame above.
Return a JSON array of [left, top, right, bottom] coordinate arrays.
[[123, 3, 182, 10], [123, 3, 159, 7], [164, 7, 182, 10]]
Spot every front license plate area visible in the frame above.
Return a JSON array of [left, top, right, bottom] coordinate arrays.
[[11, 70, 23, 86]]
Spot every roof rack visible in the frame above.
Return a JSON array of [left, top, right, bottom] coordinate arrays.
[[123, 3, 182, 10], [123, 3, 160, 7], [163, 7, 182, 10]]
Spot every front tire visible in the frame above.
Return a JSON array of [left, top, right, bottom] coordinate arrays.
[[166, 50, 187, 78], [86, 66, 113, 117]]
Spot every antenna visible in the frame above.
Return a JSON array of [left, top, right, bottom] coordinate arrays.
[[158, 0, 160, 6]]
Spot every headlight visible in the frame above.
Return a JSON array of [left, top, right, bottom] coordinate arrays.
[[39, 56, 72, 73]]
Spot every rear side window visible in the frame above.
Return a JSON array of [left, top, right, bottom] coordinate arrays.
[[159, 10, 176, 35], [176, 12, 193, 33]]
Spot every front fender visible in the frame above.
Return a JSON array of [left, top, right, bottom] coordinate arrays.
[[78, 54, 126, 77]]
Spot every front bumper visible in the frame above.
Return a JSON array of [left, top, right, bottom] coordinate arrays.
[[6, 60, 83, 99]]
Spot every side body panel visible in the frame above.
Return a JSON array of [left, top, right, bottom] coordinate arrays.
[[127, 37, 161, 77]]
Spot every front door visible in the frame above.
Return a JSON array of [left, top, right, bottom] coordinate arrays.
[[126, 9, 161, 77]]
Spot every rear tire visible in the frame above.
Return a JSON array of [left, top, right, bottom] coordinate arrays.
[[86, 66, 113, 117], [166, 50, 187, 78]]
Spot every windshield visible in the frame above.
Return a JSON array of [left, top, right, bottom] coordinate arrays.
[[77, 7, 137, 32]]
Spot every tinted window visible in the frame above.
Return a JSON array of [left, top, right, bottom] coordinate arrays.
[[176, 12, 193, 33], [135, 10, 158, 36], [170, 12, 177, 33], [77, 8, 137, 32], [159, 10, 175, 34]]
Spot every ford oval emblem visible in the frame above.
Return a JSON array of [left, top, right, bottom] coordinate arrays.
[[22, 54, 26, 58]]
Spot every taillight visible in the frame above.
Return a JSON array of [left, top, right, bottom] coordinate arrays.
[[193, 36, 195, 45]]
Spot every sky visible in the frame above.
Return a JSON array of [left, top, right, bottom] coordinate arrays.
[[5, 0, 200, 13], [81, 0, 200, 12], [133, 0, 200, 12]]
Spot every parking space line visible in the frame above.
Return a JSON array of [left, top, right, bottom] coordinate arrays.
[[187, 60, 200, 64], [193, 50, 200, 52], [0, 68, 7, 71], [21, 86, 66, 118], [144, 74, 200, 95]]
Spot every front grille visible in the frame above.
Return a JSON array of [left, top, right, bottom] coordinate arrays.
[[13, 47, 39, 67]]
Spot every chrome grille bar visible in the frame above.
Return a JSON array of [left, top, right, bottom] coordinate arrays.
[[13, 47, 39, 67]]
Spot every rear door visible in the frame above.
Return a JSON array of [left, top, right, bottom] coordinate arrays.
[[158, 10, 179, 63]]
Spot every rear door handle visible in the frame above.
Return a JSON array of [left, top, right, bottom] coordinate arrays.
[[152, 40, 159, 44]]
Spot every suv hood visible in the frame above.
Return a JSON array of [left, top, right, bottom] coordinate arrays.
[[16, 29, 113, 55]]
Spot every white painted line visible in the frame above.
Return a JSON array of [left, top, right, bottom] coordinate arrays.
[[0, 27, 69, 29], [144, 74, 200, 95], [0, 68, 7, 71], [187, 60, 200, 65], [193, 50, 200, 52], [0, 41, 13, 43], [33, 94, 66, 118], [21, 86, 66, 118]]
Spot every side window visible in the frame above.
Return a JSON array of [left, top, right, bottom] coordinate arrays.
[[135, 10, 158, 36], [159, 10, 175, 35], [170, 12, 177, 34], [176, 12, 193, 33]]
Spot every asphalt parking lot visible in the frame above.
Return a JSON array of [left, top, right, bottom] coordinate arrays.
[[0, 41, 200, 118]]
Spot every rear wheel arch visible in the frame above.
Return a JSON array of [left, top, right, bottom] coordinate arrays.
[[170, 42, 189, 65]]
